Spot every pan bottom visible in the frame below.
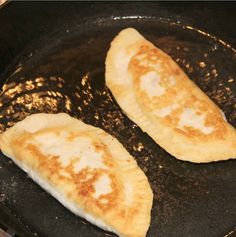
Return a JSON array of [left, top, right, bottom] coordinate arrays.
[[0, 16, 236, 237]]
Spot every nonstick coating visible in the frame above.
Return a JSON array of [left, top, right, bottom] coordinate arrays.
[[0, 2, 236, 237]]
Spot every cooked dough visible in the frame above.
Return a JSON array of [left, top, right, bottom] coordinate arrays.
[[105, 28, 236, 163], [0, 113, 153, 237]]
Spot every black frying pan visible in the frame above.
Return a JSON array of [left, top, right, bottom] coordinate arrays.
[[0, 2, 236, 237]]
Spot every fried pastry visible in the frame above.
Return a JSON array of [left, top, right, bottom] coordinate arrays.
[[105, 28, 236, 163], [0, 113, 153, 237]]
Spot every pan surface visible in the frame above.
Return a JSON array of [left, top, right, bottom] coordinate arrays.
[[0, 2, 236, 237]]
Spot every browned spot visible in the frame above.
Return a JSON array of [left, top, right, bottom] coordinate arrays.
[[74, 169, 118, 211], [174, 126, 209, 138], [174, 128, 191, 137], [196, 111, 202, 116], [93, 142, 106, 152], [92, 141, 114, 168], [26, 144, 66, 179], [66, 131, 80, 141], [118, 209, 126, 218], [174, 68, 181, 76]]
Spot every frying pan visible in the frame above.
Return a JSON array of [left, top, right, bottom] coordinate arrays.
[[0, 2, 236, 237]]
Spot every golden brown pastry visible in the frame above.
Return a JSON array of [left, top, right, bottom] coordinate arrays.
[[0, 113, 153, 237], [106, 28, 236, 163]]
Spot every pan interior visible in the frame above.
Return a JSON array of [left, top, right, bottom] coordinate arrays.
[[0, 17, 235, 237]]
